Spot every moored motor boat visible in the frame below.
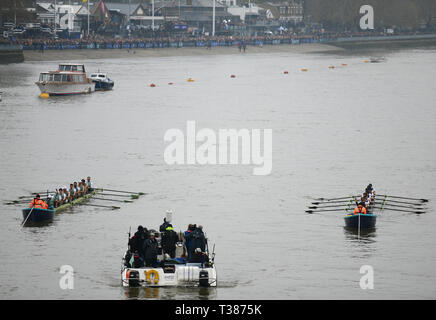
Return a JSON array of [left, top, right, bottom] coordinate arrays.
[[35, 63, 95, 96], [90, 72, 114, 91], [370, 57, 386, 63]]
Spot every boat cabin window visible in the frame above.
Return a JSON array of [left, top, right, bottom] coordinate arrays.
[[39, 73, 49, 81], [71, 74, 84, 82], [59, 65, 84, 72], [54, 74, 62, 82], [91, 74, 97, 77], [98, 74, 105, 78]]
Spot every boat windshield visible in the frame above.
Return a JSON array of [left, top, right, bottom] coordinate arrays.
[[59, 64, 85, 72]]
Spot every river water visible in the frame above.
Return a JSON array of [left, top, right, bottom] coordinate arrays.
[[1, 45, 436, 299]]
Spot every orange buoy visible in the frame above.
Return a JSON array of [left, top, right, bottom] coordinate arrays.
[[301, 68, 308, 72], [150, 83, 156, 87], [328, 65, 335, 69], [342, 63, 348, 67], [187, 78, 195, 82], [364, 60, 370, 63]]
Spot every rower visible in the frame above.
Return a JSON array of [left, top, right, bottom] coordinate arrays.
[[61, 187, 68, 203], [69, 183, 76, 201], [55, 188, 64, 207], [73, 182, 79, 199], [77, 181, 84, 196], [81, 179, 88, 193], [86, 176, 94, 192], [47, 194, 55, 209], [361, 193, 371, 207], [29, 194, 48, 209], [353, 202, 367, 215]]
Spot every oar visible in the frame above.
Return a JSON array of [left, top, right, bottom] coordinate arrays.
[[5, 200, 30, 205], [377, 194, 429, 203], [81, 204, 120, 210], [99, 193, 139, 199], [311, 200, 353, 205], [372, 206, 425, 214], [372, 202, 427, 210], [30, 191, 55, 196], [19, 195, 42, 199], [306, 208, 351, 214], [376, 199, 424, 206], [96, 188, 146, 195], [314, 196, 357, 201], [308, 203, 351, 209], [93, 197, 133, 203]]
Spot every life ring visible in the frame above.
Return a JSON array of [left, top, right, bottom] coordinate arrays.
[[145, 269, 159, 284]]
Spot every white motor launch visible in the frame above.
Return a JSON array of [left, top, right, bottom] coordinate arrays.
[[121, 217, 216, 288]]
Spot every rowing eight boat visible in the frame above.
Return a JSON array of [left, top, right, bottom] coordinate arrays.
[[22, 190, 99, 224]]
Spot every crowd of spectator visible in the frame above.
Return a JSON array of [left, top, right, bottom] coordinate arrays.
[[0, 30, 429, 50]]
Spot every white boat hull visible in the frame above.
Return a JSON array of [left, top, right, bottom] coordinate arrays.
[[36, 82, 95, 95], [121, 264, 217, 287]]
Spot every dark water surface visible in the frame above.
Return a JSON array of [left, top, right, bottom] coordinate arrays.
[[1, 46, 435, 299]]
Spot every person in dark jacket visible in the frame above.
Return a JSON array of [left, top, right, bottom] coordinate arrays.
[[184, 224, 194, 261], [159, 218, 170, 232], [190, 247, 209, 264], [185, 225, 206, 262], [143, 232, 159, 267], [129, 225, 147, 258], [161, 224, 178, 258]]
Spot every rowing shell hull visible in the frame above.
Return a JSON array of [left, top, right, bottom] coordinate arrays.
[[22, 208, 54, 223], [344, 214, 377, 229], [54, 190, 98, 213]]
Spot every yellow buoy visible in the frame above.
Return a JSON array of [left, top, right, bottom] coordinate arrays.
[[39, 93, 49, 99], [187, 78, 195, 82], [301, 68, 308, 72]]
